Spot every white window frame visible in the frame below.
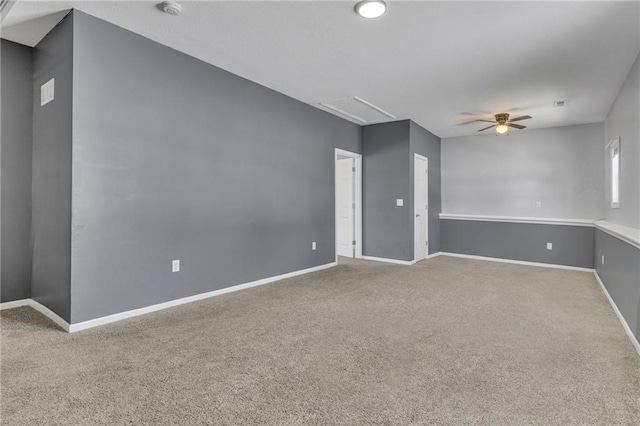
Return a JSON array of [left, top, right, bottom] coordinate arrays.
[[610, 137, 620, 209]]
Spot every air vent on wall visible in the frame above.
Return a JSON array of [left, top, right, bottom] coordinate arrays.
[[320, 96, 396, 124]]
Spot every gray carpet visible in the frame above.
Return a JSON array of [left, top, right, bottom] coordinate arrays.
[[1, 256, 639, 425]]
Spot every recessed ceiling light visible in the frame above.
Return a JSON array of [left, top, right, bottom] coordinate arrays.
[[355, 0, 387, 19]]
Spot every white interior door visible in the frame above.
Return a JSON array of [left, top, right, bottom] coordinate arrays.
[[336, 157, 354, 258], [414, 155, 428, 261]]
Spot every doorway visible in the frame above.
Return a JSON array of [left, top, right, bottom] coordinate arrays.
[[414, 154, 429, 261], [335, 149, 362, 260]]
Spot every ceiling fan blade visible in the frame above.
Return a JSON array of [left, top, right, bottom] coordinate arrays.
[[458, 119, 495, 126], [508, 123, 526, 129], [509, 115, 532, 122], [477, 124, 496, 132]]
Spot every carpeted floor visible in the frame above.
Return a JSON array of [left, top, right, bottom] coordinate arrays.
[[1, 256, 639, 425]]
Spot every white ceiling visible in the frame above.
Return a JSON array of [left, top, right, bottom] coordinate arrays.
[[2, 1, 639, 138]]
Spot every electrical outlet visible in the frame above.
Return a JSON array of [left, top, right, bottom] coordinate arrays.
[[546, 243, 552, 250], [396, 199, 404, 206], [601, 255, 605, 265], [312, 242, 316, 251], [536, 201, 542, 208], [172, 259, 180, 272]]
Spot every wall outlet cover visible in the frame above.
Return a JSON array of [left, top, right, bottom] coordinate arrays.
[[396, 199, 404, 206], [172, 259, 180, 272], [601, 255, 605, 265], [546, 243, 552, 250], [312, 242, 316, 250]]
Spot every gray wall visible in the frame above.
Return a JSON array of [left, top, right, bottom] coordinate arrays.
[[70, 11, 361, 323], [30, 12, 73, 321], [605, 52, 640, 230], [362, 121, 412, 261], [442, 123, 605, 221], [441, 220, 594, 269], [595, 229, 640, 340], [410, 121, 441, 255], [1, 40, 33, 302]]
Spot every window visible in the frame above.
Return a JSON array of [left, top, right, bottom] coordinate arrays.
[[610, 138, 620, 208]]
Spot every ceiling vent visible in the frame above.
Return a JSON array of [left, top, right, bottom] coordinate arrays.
[[320, 96, 396, 124], [553, 100, 566, 107]]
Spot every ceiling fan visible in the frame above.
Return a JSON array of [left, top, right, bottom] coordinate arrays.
[[469, 113, 532, 134]]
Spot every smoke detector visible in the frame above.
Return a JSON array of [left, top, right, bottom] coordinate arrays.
[[553, 100, 567, 107], [159, 1, 182, 16]]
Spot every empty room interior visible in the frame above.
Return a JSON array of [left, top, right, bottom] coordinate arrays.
[[1, 1, 640, 424]]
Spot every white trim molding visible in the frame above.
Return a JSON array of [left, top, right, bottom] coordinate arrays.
[[1, 262, 337, 333], [0, 299, 70, 332], [439, 252, 594, 272], [29, 300, 70, 332], [426, 252, 443, 259], [335, 148, 363, 261], [593, 220, 640, 250], [593, 271, 640, 357], [439, 213, 595, 227], [0, 299, 31, 310], [361, 256, 417, 266]]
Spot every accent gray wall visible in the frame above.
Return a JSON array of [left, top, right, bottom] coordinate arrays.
[[595, 229, 640, 340], [362, 121, 412, 261], [441, 220, 594, 269], [442, 123, 605, 221], [30, 12, 73, 321], [605, 52, 640, 230], [410, 121, 441, 255], [70, 11, 361, 323], [1, 40, 33, 302]]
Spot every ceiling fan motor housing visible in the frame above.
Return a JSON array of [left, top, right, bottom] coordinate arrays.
[[495, 113, 509, 124]]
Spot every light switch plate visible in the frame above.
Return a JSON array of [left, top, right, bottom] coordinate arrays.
[[546, 243, 552, 250], [396, 199, 403, 206], [312, 242, 316, 250], [172, 260, 180, 272]]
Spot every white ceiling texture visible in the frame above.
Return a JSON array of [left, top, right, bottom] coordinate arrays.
[[2, 0, 639, 138]]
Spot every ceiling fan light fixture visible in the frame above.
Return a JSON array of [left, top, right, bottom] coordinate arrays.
[[496, 124, 509, 134], [355, 0, 387, 19]]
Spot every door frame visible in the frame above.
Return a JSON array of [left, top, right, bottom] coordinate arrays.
[[414, 153, 429, 262], [335, 148, 362, 261]]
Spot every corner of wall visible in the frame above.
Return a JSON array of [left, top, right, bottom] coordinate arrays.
[[29, 9, 75, 322]]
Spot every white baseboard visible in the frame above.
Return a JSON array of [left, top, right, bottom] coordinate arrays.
[[29, 300, 71, 332], [361, 256, 416, 266], [427, 252, 443, 259], [439, 252, 594, 272], [68, 261, 337, 332], [593, 271, 640, 357], [0, 299, 70, 332], [1, 262, 337, 333], [0, 299, 31, 310]]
